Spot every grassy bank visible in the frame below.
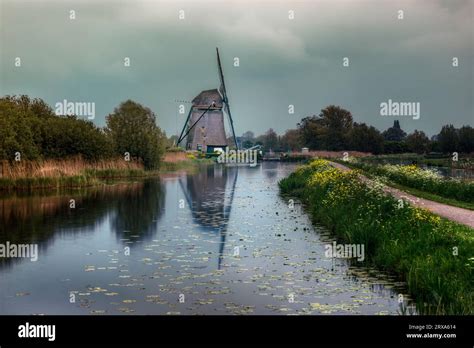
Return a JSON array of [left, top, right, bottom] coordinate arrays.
[[279, 159, 474, 314], [0, 155, 211, 191], [360, 153, 474, 169], [335, 160, 474, 210], [342, 159, 474, 204]]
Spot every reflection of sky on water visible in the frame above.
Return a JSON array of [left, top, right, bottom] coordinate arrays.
[[0, 163, 414, 315]]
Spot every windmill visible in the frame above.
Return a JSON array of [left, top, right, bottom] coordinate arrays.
[[177, 48, 239, 153]]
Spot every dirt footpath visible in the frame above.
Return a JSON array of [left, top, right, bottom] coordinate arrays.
[[330, 161, 474, 229]]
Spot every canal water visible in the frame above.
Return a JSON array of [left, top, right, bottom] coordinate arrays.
[[0, 162, 413, 315]]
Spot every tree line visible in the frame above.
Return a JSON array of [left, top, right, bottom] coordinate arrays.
[[2, 98, 472, 164], [0, 96, 168, 169], [240, 105, 474, 154]]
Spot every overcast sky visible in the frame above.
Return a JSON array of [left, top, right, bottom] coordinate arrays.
[[1, 0, 473, 137]]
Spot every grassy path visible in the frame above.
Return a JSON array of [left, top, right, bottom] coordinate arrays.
[[330, 161, 474, 228]]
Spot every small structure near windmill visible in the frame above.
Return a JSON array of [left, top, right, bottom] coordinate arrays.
[[177, 48, 238, 153]]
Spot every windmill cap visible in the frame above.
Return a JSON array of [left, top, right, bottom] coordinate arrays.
[[192, 89, 223, 108]]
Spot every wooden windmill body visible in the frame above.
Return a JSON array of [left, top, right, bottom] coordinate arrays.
[[186, 89, 227, 153], [177, 48, 238, 153]]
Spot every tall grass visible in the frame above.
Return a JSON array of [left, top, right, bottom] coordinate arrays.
[[0, 157, 146, 190], [0, 155, 210, 191], [0, 156, 144, 179], [279, 159, 474, 314]]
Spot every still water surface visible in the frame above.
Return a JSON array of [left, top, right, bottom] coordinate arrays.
[[0, 163, 413, 315]]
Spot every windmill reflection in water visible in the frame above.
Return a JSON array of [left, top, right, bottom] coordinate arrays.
[[179, 165, 238, 269]]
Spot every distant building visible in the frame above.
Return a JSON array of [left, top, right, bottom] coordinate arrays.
[[383, 120, 407, 141]]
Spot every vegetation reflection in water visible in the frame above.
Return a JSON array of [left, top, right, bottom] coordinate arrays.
[[0, 163, 413, 315]]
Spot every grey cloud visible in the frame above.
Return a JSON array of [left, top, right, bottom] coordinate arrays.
[[1, 0, 472, 137]]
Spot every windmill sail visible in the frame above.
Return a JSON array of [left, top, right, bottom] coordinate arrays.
[[177, 49, 238, 152], [216, 48, 239, 150], [216, 49, 226, 101]]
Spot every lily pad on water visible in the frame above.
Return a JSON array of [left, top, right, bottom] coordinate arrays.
[[122, 299, 136, 303], [15, 292, 30, 297], [90, 310, 106, 314]]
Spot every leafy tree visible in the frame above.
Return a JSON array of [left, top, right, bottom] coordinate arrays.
[[41, 116, 113, 160], [0, 95, 113, 161], [298, 106, 353, 150], [383, 141, 410, 154], [256, 128, 279, 152], [458, 126, 474, 153], [319, 105, 353, 150], [280, 129, 302, 152], [297, 115, 325, 150], [0, 97, 41, 160], [406, 130, 430, 154], [241, 131, 255, 141], [348, 123, 384, 154], [240, 131, 256, 149], [438, 124, 459, 153], [106, 100, 166, 169]]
